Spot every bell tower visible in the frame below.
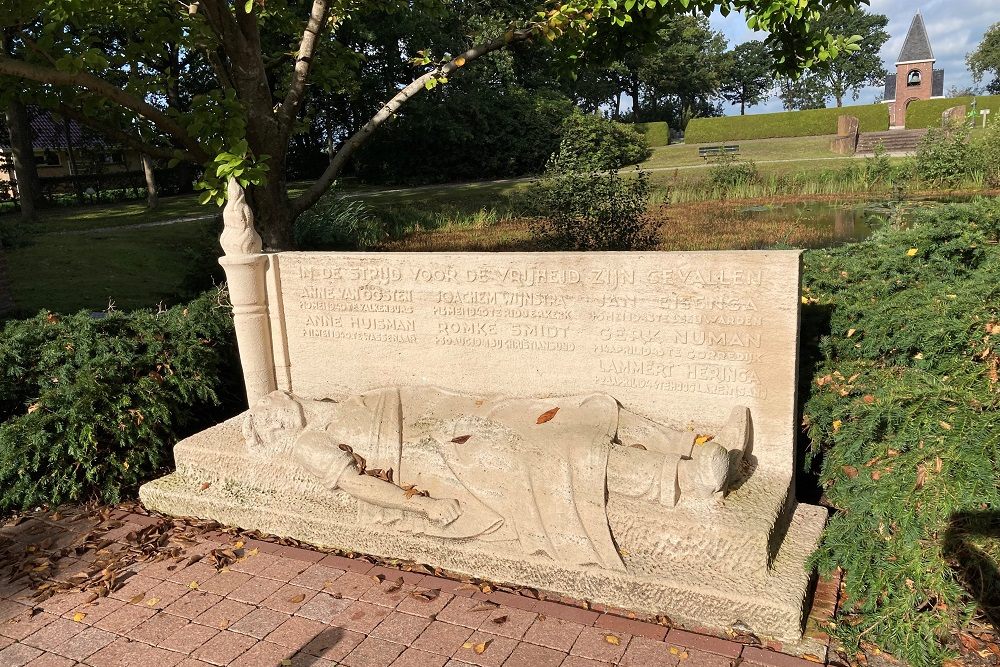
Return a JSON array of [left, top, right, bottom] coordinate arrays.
[[883, 11, 945, 128]]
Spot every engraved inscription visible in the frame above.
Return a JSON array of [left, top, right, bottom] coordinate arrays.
[[282, 254, 788, 405]]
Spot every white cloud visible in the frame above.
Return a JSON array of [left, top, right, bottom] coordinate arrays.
[[710, 1, 1000, 115]]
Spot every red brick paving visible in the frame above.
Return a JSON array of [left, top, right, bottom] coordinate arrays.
[[0, 509, 836, 666]]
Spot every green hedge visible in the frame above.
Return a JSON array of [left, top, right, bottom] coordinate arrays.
[[634, 121, 670, 147], [0, 290, 241, 511], [905, 95, 1000, 129], [803, 199, 1000, 666], [685, 104, 889, 143]]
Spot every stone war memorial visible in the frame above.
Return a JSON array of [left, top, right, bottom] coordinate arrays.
[[140, 180, 827, 642]]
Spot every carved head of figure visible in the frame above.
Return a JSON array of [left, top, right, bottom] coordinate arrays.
[[242, 391, 306, 456]]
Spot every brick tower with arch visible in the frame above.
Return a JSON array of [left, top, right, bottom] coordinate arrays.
[[883, 11, 945, 128]]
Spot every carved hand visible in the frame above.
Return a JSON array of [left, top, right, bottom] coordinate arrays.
[[423, 498, 462, 526]]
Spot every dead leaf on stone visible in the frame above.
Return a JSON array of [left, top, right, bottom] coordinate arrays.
[[188, 581, 199, 590], [803, 654, 822, 663], [372, 574, 385, 584], [629, 444, 647, 450], [410, 588, 440, 602], [604, 634, 621, 645], [129, 593, 145, 604], [679, 650, 689, 660], [536, 408, 559, 424], [145, 598, 160, 607], [492, 615, 508, 625], [694, 434, 714, 445], [470, 601, 499, 613], [472, 639, 492, 654], [288, 593, 306, 604], [479, 583, 493, 594], [72, 612, 86, 622], [199, 482, 211, 491], [451, 435, 472, 444], [385, 577, 404, 594]]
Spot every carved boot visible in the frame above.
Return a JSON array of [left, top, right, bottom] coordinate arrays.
[[677, 443, 730, 500]]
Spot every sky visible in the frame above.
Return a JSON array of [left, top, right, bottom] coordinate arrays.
[[709, 0, 1000, 115]]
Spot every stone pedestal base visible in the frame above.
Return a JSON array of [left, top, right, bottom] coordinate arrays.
[[140, 415, 827, 642]]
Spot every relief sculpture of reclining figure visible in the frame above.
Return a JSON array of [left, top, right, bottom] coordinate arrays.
[[243, 387, 752, 572]]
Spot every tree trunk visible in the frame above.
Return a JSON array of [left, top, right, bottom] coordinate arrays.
[[5, 99, 41, 220], [613, 91, 622, 119], [141, 154, 159, 208], [741, 100, 746, 115], [0, 238, 13, 317], [249, 173, 295, 250]]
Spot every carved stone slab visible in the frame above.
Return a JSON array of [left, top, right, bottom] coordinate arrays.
[[140, 215, 824, 643], [275, 251, 799, 474]]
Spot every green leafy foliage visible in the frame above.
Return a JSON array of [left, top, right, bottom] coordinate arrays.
[[802, 199, 1000, 666], [0, 291, 241, 511], [294, 191, 383, 250], [707, 154, 759, 191], [354, 86, 574, 185], [904, 96, 1000, 129], [863, 142, 893, 187], [547, 111, 652, 172], [915, 122, 974, 187], [967, 23, 1000, 95], [975, 122, 1000, 188], [684, 103, 888, 143], [527, 166, 656, 250]]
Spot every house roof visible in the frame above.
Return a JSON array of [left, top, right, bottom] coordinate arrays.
[[0, 109, 111, 152], [932, 69, 945, 97], [897, 12, 935, 64], [884, 75, 896, 101]]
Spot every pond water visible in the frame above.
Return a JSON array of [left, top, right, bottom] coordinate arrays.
[[737, 196, 984, 247], [736, 201, 887, 246]]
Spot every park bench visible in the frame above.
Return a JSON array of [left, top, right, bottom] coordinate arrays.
[[698, 144, 740, 159]]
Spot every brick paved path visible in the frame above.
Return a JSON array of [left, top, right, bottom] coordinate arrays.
[[0, 507, 838, 667]]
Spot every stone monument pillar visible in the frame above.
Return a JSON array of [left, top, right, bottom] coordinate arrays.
[[218, 179, 276, 405]]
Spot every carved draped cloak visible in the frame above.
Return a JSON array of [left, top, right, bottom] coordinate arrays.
[[294, 387, 626, 572]]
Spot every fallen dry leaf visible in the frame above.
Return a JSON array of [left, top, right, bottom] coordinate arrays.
[[129, 593, 145, 604], [72, 612, 86, 622], [492, 615, 508, 625], [188, 581, 199, 590], [536, 407, 559, 424], [199, 482, 211, 491], [288, 593, 306, 604], [473, 640, 492, 654], [694, 434, 714, 445], [803, 654, 823, 663], [842, 465, 859, 479], [604, 634, 621, 646], [450, 435, 472, 444]]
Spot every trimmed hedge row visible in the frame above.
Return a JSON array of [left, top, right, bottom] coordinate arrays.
[[905, 95, 1000, 129], [634, 121, 670, 147], [684, 104, 889, 144]]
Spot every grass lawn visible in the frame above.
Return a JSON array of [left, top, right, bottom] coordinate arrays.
[[641, 135, 845, 170], [6, 217, 219, 315]]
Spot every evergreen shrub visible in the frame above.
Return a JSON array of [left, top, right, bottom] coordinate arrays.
[[0, 290, 240, 511], [802, 198, 1000, 666], [707, 154, 760, 190], [915, 121, 974, 187], [528, 166, 656, 251], [549, 111, 652, 172]]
